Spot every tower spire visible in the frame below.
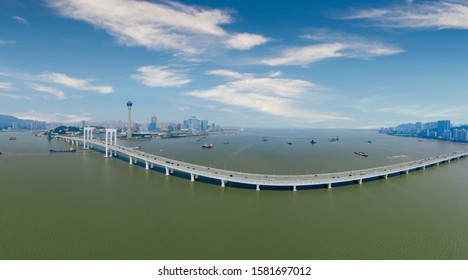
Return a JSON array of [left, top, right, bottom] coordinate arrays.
[[127, 100, 133, 140]]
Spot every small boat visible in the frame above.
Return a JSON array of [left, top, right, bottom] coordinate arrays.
[[354, 151, 368, 157], [202, 143, 213, 149], [9, 137, 17, 140], [330, 137, 339, 142], [50, 148, 76, 153], [287, 142, 292, 145], [418, 140, 424, 142], [368, 140, 372, 143], [223, 141, 230, 144], [311, 140, 317, 144], [262, 137, 268, 141]]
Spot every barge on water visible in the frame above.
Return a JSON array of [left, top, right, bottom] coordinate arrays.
[[50, 148, 76, 153], [354, 151, 368, 157]]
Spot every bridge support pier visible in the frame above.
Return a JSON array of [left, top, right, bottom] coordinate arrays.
[[83, 127, 94, 149], [170, 169, 174, 174], [327, 183, 332, 189], [150, 164, 153, 169], [221, 180, 225, 187], [145, 161, 149, 170], [358, 179, 362, 184], [436, 162, 439, 166], [292, 185, 297, 192], [405, 170, 409, 174], [383, 174, 388, 179], [104, 128, 117, 157], [129, 156, 133, 165], [190, 173, 195, 182], [256, 184, 260, 191], [165, 167, 170, 176]]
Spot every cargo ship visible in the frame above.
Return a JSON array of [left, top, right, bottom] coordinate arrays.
[[354, 151, 368, 157], [50, 148, 76, 153]]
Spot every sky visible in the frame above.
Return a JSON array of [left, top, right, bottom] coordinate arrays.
[[1, 0, 468, 128]]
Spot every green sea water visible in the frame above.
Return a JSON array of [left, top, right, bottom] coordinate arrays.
[[1, 130, 468, 259]]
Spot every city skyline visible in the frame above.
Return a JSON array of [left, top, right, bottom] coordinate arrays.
[[1, 0, 468, 128]]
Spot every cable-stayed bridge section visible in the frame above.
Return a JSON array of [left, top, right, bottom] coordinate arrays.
[[56, 129, 468, 191]]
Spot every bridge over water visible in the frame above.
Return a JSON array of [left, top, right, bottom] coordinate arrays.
[[56, 131, 468, 191]]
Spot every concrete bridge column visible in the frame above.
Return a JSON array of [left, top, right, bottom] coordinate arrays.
[[129, 156, 133, 165], [256, 184, 260, 191], [292, 185, 297, 192], [145, 161, 149, 170], [327, 183, 332, 189], [190, 173, 195, 182], [383, 174, 388, 179], [358, 179, 362, 184], [405, 170, 409, 174], [195, 175, 198, 180], [221, 180, 225, 187], [150, 164, 154, 169], [170, 169, 174, 174], [422, 166, 426, 170], [165, 167, 170, 176]]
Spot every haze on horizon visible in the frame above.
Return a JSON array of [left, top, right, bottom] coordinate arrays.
[[1, 0, 468, 128]]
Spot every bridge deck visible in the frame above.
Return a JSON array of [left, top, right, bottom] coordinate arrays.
[[56, 135, 468, 190]]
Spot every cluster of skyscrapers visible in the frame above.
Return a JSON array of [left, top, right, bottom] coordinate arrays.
[[380, 120, 468, 142], [4, 120, 47, 131], [124, 100, 218, 138]]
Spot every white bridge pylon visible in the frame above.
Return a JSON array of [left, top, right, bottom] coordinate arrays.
[[105, 128, 117, 157], [83, 127, 95, 149]]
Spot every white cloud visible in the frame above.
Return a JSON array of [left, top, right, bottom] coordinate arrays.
[[12, 16, 28, 25], [131, 66, 191, 87], [9, 110, 92, 123], [260, 40, 402, 66], [226, 33, 269, 50], [39, 72, 113, 94], [377, 105, 465, 118], [207, 69, 251, 79], [268, 71, 283, 78], [31, 84, 66, 100], [0, 40, 16, 45], [346, 1, 468, 29], [0, 93, 33, 101], [0, 82, 12, 90], [48, 0, 268, 54], [186, 73, 349, 122]]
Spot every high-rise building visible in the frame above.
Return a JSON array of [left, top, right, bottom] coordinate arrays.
[[148, 116, 157, 131], [437, 120, 451, 136], [127, 100, 133, 139]]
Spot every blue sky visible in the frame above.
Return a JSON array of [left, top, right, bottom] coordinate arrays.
[[1, 0, 468, 128]]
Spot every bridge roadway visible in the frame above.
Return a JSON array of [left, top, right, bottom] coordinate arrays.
[[57, 135, 468, 191]]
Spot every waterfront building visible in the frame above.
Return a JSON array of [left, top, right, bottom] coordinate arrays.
[[183, 116, 209, 132], [437, 120, 451, 136], [148, 116, 157, 131], [442, 130, 452, 141]]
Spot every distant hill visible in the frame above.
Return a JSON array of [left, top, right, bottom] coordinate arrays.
[[0, 114, 21, 128], [0, 114, 40, 129]]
